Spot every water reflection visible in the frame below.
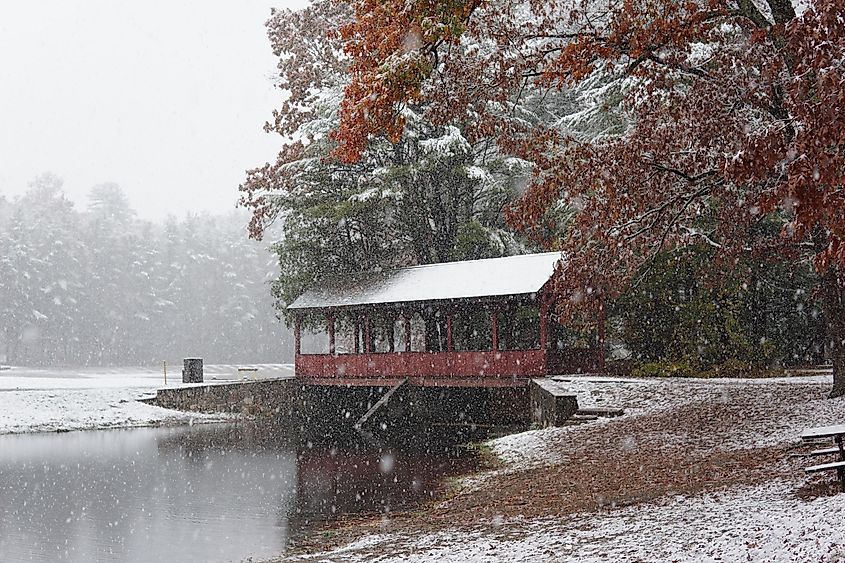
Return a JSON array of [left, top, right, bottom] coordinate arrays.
[[290, 427, 480, 532], [0, 423, 480, 562]]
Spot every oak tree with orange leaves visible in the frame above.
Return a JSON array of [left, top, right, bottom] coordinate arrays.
[[240, 1, 531, 317], [333, 0, 845, 396]]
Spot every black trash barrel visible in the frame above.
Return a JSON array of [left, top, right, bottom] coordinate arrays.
[[182, 358, 203, 383]]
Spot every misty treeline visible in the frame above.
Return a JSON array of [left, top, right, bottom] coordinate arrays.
[[0, 174, 290, 366]]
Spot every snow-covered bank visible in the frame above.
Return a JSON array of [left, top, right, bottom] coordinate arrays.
[[280, 374, 845, 563], [301, 480, 845, 562], [0, 365, 292, 434], [491, 374, 844, 470], [0, 386, 225, 434]]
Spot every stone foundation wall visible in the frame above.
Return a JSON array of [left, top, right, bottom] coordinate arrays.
[[154, 378, 301, 417], [529, 378, 578, 427], [153, 378, 534, 428]]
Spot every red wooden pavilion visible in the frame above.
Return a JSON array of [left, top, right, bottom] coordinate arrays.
[[289, 252, 604, 388]]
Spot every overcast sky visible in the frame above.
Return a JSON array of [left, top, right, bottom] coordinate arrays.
[[0, 0, 307, 220]]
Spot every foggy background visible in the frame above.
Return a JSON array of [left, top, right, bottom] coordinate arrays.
[[0, 1, 311, 366], [0, 175, 292, 366], [0, 0, 305, 220]]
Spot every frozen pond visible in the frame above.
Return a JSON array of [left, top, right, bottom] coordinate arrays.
[[0, 423, 479, 563]]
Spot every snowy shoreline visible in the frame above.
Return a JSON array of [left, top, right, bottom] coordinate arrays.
[[280, 374, 845, 563], [290, 479, 845, 563], [7, 368, 845, 562], [0, 365, 281, 435]]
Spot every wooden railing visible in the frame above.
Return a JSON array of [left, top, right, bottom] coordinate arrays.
[[296, 349, 543, 379], [295, 347, 601, 384]]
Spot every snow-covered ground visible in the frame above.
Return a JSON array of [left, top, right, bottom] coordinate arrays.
[[491, 374, 845, 469], [304, 479, 845, 562], [0, 365, 293, 434], [285, 373, 845, 563]]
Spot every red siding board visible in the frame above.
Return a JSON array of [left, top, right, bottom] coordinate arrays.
[[295, 348, 600, 387]]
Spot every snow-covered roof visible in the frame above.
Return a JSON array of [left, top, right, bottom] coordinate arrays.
[[288, 252, 561, 310]]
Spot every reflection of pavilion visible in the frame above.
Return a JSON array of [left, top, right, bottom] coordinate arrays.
[[290, 253, 604, 387], [289, 441, 477, 527]]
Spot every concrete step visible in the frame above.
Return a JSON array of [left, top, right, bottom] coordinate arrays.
[[576, 407, 624, 417], [569, 414, 599, 421]]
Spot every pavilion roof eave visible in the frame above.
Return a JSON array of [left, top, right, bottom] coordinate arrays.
[[288, 291, 542, 315], [287, 252, 563, 312]]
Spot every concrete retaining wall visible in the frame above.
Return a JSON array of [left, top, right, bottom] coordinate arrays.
[[154, 378, 301, 417], [153, 378, 534, 429], [530, 378, 578, 427]]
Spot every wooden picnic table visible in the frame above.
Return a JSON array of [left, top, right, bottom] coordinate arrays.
[[801, 424, 845, 443], [801, 424, 845, 491]]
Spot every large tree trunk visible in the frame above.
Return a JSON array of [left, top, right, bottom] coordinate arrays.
[[821, 265, 845, 398], [830, 332, 845, 399]]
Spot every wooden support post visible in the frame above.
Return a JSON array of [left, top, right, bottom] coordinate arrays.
[[294, 315, 302, 356], [364, 315, 372, 353], [354, 378, 408, 430], [354, 319, 360, 354], [539, 298, 549, 351], [598, 296, 606, 373], [404, 312, 412, 352], [387, 313, 395, 352], [446, 313, 454, 352], [327, 314, 336, 356], [491, 310, 499, 352]]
